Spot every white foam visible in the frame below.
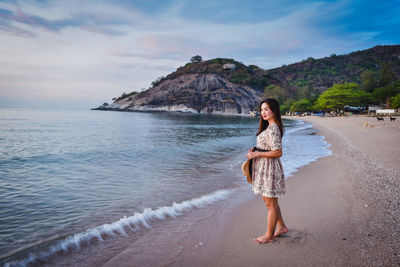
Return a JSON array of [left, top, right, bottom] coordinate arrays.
[[5, 189, 232, 267], [284, 120, 314, 135], [282, 131, 332, 178]]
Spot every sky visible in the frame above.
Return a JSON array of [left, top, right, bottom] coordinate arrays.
[[0, 0, 399, 109]]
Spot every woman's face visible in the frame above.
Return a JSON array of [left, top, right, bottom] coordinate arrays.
[[260, 102, 275, 121]]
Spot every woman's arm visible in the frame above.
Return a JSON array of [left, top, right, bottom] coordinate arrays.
[[246, 149, 282, 159]]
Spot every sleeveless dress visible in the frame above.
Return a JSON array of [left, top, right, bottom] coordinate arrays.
[[252, 124, 285, 198]]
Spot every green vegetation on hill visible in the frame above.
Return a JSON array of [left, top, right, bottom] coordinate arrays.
[[149, 57, 280, 92], [119, 45, 400, 114], [267, 45, 400, 92], [114, 91, 139, 102]]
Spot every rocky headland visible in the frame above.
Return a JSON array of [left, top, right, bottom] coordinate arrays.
[[97, 73, 262, 115]]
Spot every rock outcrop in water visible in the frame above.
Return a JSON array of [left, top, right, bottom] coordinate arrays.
[[94, 57, 277, 115]]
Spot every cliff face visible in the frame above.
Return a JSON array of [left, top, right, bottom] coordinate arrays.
[[101, 73, 261, 115]]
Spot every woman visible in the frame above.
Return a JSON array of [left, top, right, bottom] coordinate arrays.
[[246, 98, 288, 244]]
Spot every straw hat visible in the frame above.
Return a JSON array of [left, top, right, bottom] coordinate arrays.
[[241, 160, 252, 184]]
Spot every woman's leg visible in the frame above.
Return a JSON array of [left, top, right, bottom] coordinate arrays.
[[254, 196, 278, 243], [274, 200, 288, 237]]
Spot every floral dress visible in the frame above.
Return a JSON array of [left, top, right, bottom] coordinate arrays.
[[252, 124, 285, 198]]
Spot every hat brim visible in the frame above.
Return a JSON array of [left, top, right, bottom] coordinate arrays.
[[241, 160, 252, 184]]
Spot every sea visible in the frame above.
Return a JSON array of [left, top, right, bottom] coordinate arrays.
[[0, 106, 331, 266]]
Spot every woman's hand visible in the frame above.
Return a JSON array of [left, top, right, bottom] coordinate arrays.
[[246, 151, 260, 160], [247, 147, 256, 160], [247, 149, 282, 159]]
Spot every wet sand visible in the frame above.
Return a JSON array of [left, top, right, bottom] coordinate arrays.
[[100, 115, 400, 266]]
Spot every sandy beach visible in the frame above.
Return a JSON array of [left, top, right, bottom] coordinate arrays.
[[100, 115, 400, 267], [199, 115, 400, 266]]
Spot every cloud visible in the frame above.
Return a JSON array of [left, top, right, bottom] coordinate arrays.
[[0, 0, 399, 108], [0, 2, 131, 36]]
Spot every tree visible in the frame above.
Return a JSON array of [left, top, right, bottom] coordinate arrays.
[[372, 83, 399, 104], [314, 83, 360, 111], [297, 86, 311, 100], [151, 76, 165, 87], [280, 99, 294, 114], [378, 63, 394, 87], [391, 93, 400, 109], [190, 55, 203, 63], [352, 90, 373, 107], [263, 85, 288, 103], [290, 99, 312, 112], [361, 70, 377, 92]]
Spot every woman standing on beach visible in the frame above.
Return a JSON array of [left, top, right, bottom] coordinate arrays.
[[246, 98, 288, 243]]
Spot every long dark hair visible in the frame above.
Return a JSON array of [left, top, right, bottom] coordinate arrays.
[[256, 98, 284, 137]]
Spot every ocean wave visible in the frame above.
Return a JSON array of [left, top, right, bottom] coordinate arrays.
[[283, 134, 332, 178], [284, 120, 315, 136], [3, 189, 232, 267]]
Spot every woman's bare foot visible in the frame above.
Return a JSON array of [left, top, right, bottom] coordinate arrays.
[[274, 226, 288, 238], [253, 234, 275, 244]]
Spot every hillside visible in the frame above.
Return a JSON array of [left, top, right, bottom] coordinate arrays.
[[157, 58, 283, 92], [266, 45, 400, 94], [94, 45, 400, 114]]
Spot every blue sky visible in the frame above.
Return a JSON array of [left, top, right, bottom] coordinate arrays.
[[0, 0, 399, 108]]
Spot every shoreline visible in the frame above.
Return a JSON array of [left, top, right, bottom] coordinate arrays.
[[91, 107, 257, 117], [188, 115, 400, 266]]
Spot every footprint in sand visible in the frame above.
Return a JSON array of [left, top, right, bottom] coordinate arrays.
[[279, 229, 307, 244]]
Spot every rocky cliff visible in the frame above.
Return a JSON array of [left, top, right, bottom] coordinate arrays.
[[98, 73, 261, 115]]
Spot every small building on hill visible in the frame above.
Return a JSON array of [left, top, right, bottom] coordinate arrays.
[[223, 63, 236, 71]]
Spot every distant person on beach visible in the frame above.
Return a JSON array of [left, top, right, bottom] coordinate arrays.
[[246, 98, 288, 243]]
